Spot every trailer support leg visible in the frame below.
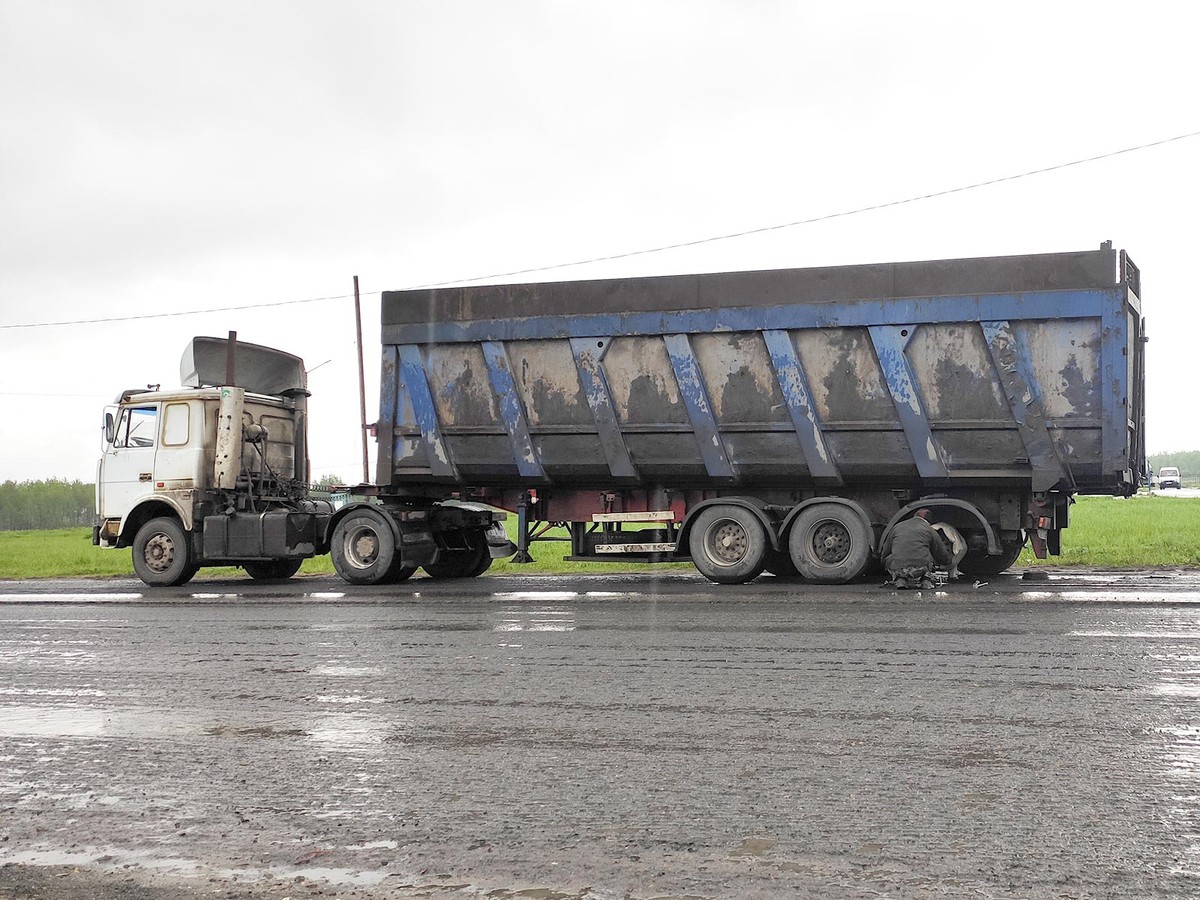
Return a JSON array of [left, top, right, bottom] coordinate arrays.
[[513, 491, 535, 564], [1027, 494, 1051, 559]]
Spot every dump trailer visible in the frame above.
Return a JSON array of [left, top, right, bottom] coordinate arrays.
[[378, 242, 1146, 584]]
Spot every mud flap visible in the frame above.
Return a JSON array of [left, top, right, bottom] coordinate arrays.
[[485, 522, 517, 559]]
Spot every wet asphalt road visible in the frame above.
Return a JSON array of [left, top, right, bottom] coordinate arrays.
[[4, 571, 1200, 899]]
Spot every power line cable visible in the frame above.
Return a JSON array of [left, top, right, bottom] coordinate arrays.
[[409, 127, 1200, 288], [0, 292, 354, 331], [3, 127, 1198, 330]]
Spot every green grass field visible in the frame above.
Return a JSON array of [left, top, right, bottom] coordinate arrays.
[[1, 494, 1197, 580]]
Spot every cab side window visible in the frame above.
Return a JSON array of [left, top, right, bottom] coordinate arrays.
[[162, 403, 191, 447], [114, 407, 158, 449]]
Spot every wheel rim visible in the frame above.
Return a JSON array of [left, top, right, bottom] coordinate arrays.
[[143, 531, 176, 574], [809, 520, 851, 566], [343, 524, 380, 569], [704, 518, 749, 567]]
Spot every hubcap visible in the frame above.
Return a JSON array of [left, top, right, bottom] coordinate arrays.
[[144, 532, 175, 573], [811, 521, 851, 565], [706, 519, 748, 566], [344, 525, 380, 569]]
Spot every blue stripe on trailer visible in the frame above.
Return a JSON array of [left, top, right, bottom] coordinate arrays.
[[761, 329, 841, 484], [569, 337, 638, 480], [1100, 299, 1127, 476], [868, 325, 950, 480], [662, 333, 735, 480], [481, 341, 545, 479], [384, 289, 1119, 345], [981, 320, 1066, 493], [396, 344, 459, 480]]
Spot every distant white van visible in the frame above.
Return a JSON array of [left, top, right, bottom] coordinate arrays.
[[1159, 467, 1182, 489]]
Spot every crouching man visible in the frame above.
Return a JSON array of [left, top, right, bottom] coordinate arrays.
[[880, 508, 952, 590]]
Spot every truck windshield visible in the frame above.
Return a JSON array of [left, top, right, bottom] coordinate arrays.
[[113, 406, 158, 449]]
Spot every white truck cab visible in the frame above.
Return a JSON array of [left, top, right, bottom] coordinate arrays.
[[93, 337, 337, 586], [95, 335, 499, 588], [95, 387, 301, 550]]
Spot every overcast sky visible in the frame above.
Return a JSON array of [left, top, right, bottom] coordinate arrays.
[[2, 0, 1198, 484]]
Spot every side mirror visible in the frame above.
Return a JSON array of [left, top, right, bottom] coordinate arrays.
[[104, 412, 115, 445]]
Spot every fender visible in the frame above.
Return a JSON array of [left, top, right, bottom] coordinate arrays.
[[880, 498, 1001, 555], [325, 501, 404, 551], [676, 497, 782, 556], [779, 497, 875, 547], [116, 496, 193, 547]]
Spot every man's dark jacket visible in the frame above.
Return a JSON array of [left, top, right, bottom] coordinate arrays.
[[880, 516, 952, 572]]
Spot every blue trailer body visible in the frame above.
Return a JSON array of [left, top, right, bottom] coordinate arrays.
[[376, 244, 1146, 582]]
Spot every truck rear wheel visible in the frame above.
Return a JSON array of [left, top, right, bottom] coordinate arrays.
[[958, 537, 1025, 577], [243, 559, 304, 581], [788, 504, 871, 584], [383, 562, 418, 583], [689, 506, 769, 584], [331, 510, 400, 585], [132, 517, 196, 587], [424, 529, 491, 579]]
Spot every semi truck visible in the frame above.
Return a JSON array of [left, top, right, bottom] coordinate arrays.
[[96, 242, 1147, 587]]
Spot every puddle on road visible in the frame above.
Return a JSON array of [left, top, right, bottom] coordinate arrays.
[[0, 847, 391, 888], [307, 713, 388, 747], [309, 664, 382, 677], [0, 705, 192, 739], [492, 591, 582, 601], [0, 593, 143, 603], [1027, 591, 1200, 604], [346, 840, 400, 851], [0, 688, 108, 698], [0, 706, 320, 743], [1, 707, 107, 737], [1154, 684, 1200, 700], [494, 606, 576, 632], [490, 590, 641, 600]]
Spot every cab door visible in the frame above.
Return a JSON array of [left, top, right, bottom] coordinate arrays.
[[98, 404, 159, 523]]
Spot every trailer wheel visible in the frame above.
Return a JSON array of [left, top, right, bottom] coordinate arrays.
[[243, 559, 304, 581], [423, 529, 491, 579], [331, 510, 400, 585], [788, 504, 871, 584], [689, 506, 769, 584], [132, 517, 196, 587], [958, 536, 1025, 577]]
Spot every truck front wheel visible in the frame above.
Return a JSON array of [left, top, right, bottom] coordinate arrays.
[[331, 511, 401, 585], [788, 504, 871, 584], [689, 506, 769, 584], [132, 517, 196, 587]]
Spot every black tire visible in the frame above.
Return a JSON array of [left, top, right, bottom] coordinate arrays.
[[132, 517, 196, 587], [243, 559, 304, 581], [423, 530, 491, 579], [383, 563, 418, 584], [764, 549, 800, 578], [787, 504, 872, 584], [959, 537, 1025, 577], [331, 510, 400, 585], [688, 505, 770, 584]]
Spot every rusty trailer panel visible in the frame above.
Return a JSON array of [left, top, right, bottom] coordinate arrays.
[[378, 246, 1144, 498]]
